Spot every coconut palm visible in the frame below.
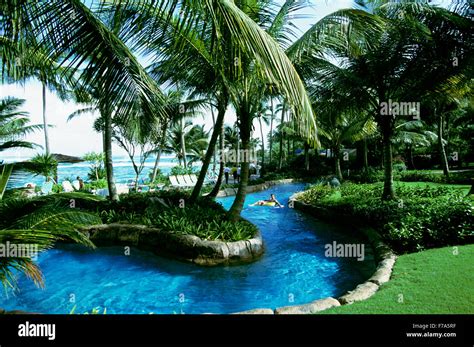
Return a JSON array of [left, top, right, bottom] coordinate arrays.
[[108, 0, 317, 218], [0, 97, 42, 199], [0, 97, 42, 153], [1, 1, 171, 201], [291, 2, 473, 199]]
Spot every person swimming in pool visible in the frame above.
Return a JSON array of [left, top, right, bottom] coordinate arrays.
[[250, 194, 284, 208]]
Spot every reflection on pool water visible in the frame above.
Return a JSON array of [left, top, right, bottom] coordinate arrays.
[[0, 183, 375, 314]]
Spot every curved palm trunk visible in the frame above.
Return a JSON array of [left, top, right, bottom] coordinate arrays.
[[103, 108, 118, 201], [180, 118, 187, 168], [304, 142, 310, 171], [190, 95, 227, 203], [258, 116, 265, 174], [209, 117, 226, 198], [278, 103, 286, 169], [269, 99, 274, 165], [363, 138, 369, 172], [42, 82, 50, 155], [151, 122, 168, 182], [229, 109, 251, 221], [437, 112, 450, 179], [210, 107, 217, 173], [334, 146, 343, 181], [381, 122, 395, 201]]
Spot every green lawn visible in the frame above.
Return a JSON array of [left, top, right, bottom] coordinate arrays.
[[321, 244, 474, 314]]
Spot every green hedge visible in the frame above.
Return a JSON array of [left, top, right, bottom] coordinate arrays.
[[298, 183, 473, 253], [0, 190, 257, 242]]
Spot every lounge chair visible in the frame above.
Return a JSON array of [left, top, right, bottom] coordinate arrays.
[[96, 188, 109, 197], [177, 175, 194, 187], [182, 174, 197, 186], [37, 181, 53, 196], [169, 175, 186, 188], [62, 181, 74, 193]]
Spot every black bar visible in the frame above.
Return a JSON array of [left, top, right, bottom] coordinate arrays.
[[0, 314, 472, 346]]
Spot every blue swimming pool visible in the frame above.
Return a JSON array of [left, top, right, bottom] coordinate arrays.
[[0, 183, 375, 314]]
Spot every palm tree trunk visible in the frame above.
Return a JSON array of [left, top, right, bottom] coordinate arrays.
[[381, 120, 395, 200], [190, 95, 227, 203], [363, 138, 369, 172], [152, 122, 168, 182], [209, 116, 226, 198], [180, 118, 187, 168], [42, 82, 50, 155], [229, 108, 251, 221], [103, 109, 118, 201], [211, 106, 217, 173], [269, 99, 274, 165], [287, 135, 291, 162], [304, 142, 310, 171], [258, 116, 265, 174], [334, 146, 343, 181], [438, 112, 450, 179], [278, 103, 286, 169]]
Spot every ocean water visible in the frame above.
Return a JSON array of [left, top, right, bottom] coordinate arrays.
[[6, 155, 203, 189]]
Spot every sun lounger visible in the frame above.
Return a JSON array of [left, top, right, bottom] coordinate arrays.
[[37, 181, 53, 195], [176, 175, 193, 187], [62, 181, 74, 193]]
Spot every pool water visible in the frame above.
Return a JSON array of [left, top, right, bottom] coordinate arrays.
[[0, 183, 375, 314]]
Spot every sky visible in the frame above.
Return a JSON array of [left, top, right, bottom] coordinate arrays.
[[0, 0, 450, 159]]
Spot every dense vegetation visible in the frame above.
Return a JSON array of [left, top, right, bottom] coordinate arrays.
[[298, 182, 473, 253], [0, 191, 257, 243], [0, 0, 472, 301]]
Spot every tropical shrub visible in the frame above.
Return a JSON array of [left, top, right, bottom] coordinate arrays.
[[298, 183, 474, 253]]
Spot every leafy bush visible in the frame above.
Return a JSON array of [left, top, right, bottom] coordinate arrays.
[[170, 166, 195, 176], [350, 168, 402, 183], [299, 185, 334, 204], [83, 179, 108, 191], [298, 183, 474, 253], [151, 206, 257, 242], [400, 170, 473, 184]]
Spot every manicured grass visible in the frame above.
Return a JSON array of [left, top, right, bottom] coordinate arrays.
[[321, 244, 474, 314], [394, 181, 471, 195]]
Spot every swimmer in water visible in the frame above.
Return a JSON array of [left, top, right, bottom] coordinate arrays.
[[250, 194, 284, 208]]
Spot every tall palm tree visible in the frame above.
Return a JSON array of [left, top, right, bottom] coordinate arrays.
[[291, 2, 472, 200], [110, 0, 318, 217], [0, 97, 41, 153], [0, 97, 42, 199], [2, 1, 170, 201], [254, 102, 272, 173]]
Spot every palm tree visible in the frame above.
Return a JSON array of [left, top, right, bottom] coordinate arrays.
[[2, 1, 170, 201], [0, 97, 41, 153], [0, 97, 42, 199], [112, 0, 317, 218], [291, 2, 472, 199], [25, 153, 58, 184], [255, 102, 272, 174]]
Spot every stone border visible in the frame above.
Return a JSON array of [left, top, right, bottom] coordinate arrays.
[[82, 223, 264, 266], [231, 191, 397, 314]]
